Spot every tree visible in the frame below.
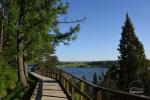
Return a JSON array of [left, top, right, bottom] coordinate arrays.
[[2, 0, 81, 88], [93, 72, 98, 85], [0, 0, 20, 98], [100, 65, 118, 89], [117, 14, 148, 91], [15, 0, 81, 87], [17, 0, 28, 87], [37, 54, 59, 69], [2, 0, 19, 67]]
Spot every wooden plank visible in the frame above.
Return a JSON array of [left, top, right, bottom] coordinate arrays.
[[30, 72, 68, 100]]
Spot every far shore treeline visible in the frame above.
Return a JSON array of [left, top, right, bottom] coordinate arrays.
[[59, 60, 119, 67], [59, 60, 150, 68]]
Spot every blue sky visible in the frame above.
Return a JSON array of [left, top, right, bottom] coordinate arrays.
[[56, 0, 150, 61]]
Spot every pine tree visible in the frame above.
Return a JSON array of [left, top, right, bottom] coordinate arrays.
[[117, 14, 148, 91], [2, 0, 80, 88], [16, 0, 80, 87], [0, 0, 81, 97], [100, 65, 118, 90], [93, 72, 98, 85]]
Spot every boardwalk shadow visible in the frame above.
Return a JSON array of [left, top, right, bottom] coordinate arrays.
[[35, 81, 43, 100]]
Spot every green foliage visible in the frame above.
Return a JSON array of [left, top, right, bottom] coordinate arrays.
[[0, 56, 17, 98], [142, 72, 150, 96], [93, 72, 98, 85], [22, 0, 80, 61], [100, 65, 118, 90], [1, 0, 80, 97], [37, 54, 59, 69], [74, 93, 80, 100], [3, 0, 19, 67], [0, 0, 18, 98], [117, 14, 148, 91], [5, 74, 38, 100], [100, 15, 149, 97]]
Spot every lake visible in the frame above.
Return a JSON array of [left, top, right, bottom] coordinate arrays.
[[28, 65, 108, 82], [62, 67, 108, 82]]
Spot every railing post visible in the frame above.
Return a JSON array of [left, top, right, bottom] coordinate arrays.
[[49, 68, 51, 77], [40, 69, 42, 75], [63, 77, 65, 89], [95, 88, 102, 100], [56, 69, 58, 80], [65, 74, 68, 91], [32, 67, 35, 72], [47, 69, 49, 77], [52, 69, 54, 78], [80, 81, 84, 100], [48, 69, 50, 77], [66, 81, 69, 93], [71, 78, 75, 100], [54, 69, 55, 79], [61, 71, 63, 85], [46, 69, 48, 77], [64, 78, 67, 90], [60, 70, 62, 81], [50, 68, 52, 78], [71, 87, 75, 100]]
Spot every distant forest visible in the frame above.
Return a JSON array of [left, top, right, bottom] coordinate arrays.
[[59, 60, 150, 68], [59, 61, 119, 67]]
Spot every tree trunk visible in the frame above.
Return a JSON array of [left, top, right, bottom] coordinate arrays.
[[17, 32, 28, 87], [17, 0, 28, 87], [17, 33, 28, 87], [23, 54, 28, 79], [18, 54, 28, 87], [0, 4, 4, 53], [0, 17, 3, 52]]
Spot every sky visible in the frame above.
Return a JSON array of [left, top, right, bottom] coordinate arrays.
[[56, 0, 150, 61]]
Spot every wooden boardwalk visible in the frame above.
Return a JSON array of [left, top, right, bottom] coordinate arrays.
[[30, 72, 68, 100]]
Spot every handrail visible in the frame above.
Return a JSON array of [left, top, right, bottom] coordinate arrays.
[[32, 67, 150, 100], [61, 68, 98, 87]]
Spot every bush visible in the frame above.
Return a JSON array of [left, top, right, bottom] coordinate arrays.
[[0, 57, 17, 98]]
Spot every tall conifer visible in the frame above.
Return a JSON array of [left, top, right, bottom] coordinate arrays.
[[118, 14, 148, 91]]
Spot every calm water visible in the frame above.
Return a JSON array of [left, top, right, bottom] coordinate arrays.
[[28, 65, 108, 82], [62, 67, 108, 82]]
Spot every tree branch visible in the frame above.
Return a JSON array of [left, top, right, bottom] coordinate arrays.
[[57, 17, 86, 24]]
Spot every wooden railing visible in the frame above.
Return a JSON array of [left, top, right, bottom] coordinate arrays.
[[32, 67, 150, 100]]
